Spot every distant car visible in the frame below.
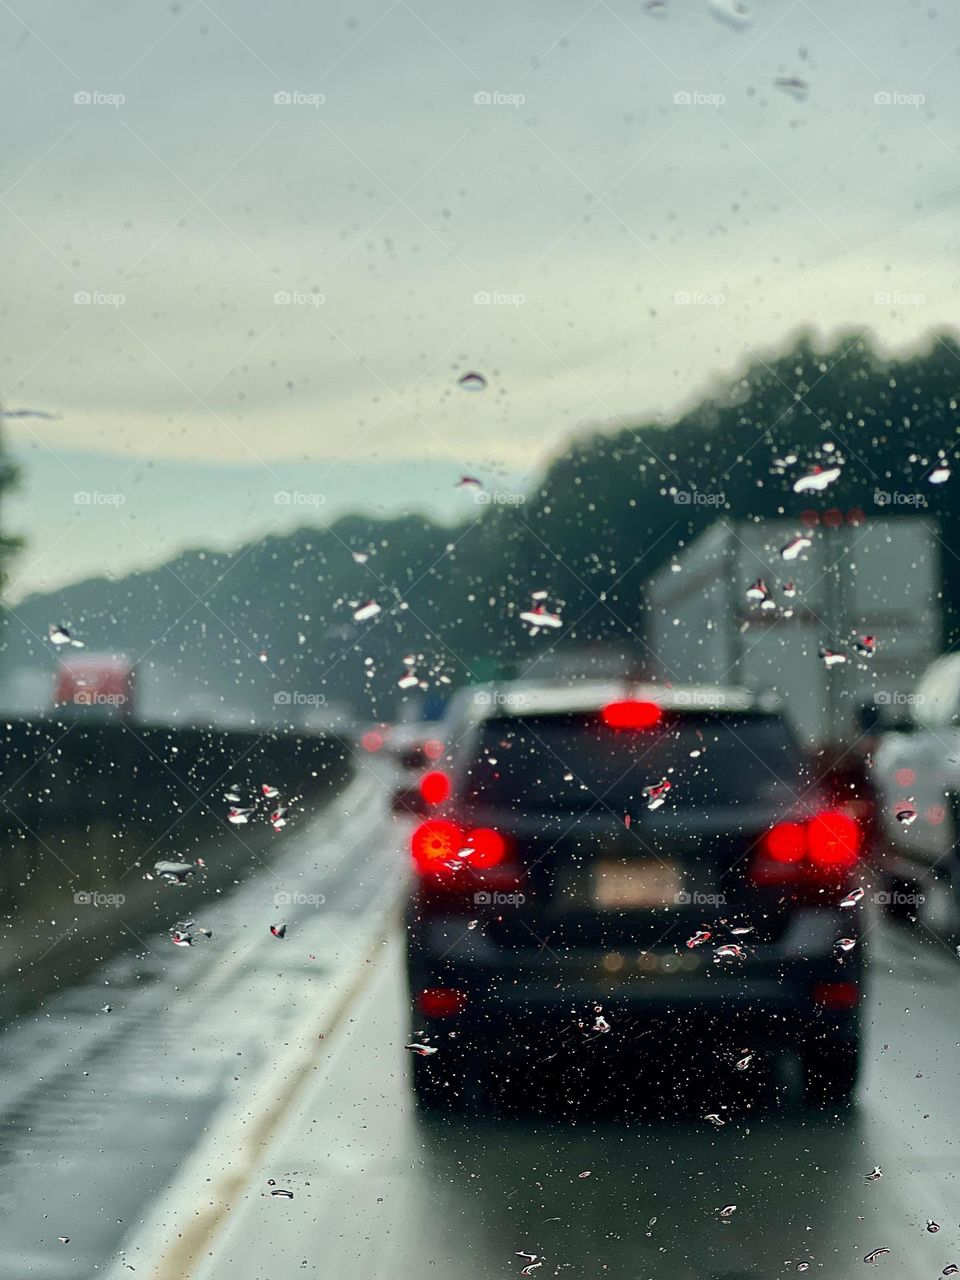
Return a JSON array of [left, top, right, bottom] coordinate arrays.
[[871, 653, 960, 924], [387, 722, 445, 775], [403, 681, 867, 1111], [54, 653, 135, 719]]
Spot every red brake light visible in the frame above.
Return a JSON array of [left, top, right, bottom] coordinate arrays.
[[466, 827, 507, 869], [411, 822, 509, 875], [601, 700, 662, 730], [416, 987, 468, 1017], [411, 819, 462, 874], [763, 821, 807, 863], [812, 981, 860, 1011], [419, 770, 451, 806], [423, 738, 444, 762], [755, 811, 862, 886], [361, 729, 384, 752], [807, 811, 860, 868]]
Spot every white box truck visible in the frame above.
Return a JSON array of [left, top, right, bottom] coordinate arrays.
[[646, 517, 940, 751]]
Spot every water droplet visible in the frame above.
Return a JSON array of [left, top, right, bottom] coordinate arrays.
[[774, 76, 810, 102], [793, 464, 842, 494], [780, 534, 811, 561], [353, 600, 381, 623]]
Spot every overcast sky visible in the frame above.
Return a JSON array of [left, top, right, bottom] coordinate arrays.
[[1, 0, 958, 595]]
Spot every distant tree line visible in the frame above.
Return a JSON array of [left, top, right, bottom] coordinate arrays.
[[6, 328, 959, 721]]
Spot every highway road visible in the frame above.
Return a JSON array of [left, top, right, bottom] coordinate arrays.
[[166, 924, 960, 1280], [2, 770, 960, 1279]]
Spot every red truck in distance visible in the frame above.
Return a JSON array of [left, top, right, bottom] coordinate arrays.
[[54, 654, 136, 719]]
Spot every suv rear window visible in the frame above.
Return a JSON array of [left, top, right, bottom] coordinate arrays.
[[459, 711, 803, 812]]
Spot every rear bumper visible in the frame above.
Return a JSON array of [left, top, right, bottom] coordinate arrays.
[[406, 908, 864, 1043]]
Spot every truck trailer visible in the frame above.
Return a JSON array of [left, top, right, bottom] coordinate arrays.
[[646, 516, 940, 751]]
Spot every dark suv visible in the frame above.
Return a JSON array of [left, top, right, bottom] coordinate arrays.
[[403, 682, 867, 1111]]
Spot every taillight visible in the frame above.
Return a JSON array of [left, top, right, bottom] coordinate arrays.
[[601, 700, 662, 729], [763, 821, 806, 863], [410, 822, 510, 875], [361, 729, 384, 752], [417, 987, 468, 1017], [466, 827, 507, 869], [411, 819, 462, 874], [807, 811, 860, 868], [812, 981, 860, 1010], [754, 811, 861, 885], [419, 770, 451, 806], [423, 738, 444, 762]]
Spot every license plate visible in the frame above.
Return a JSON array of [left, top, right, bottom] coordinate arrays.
[[593, 860, 681, 909]]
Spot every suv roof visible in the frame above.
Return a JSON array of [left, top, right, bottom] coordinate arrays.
[[459, 680, 782, 722]]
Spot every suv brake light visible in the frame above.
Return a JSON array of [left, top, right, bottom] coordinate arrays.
[[763, 820, 806, 863], [754, 810, 861, 885], [416, 987, 468, 1017], [411, 819, 462, 873], [806, 811, 859, 868], [601, 700, 662, 729], [466, 827, 506, 868], [411, 820, 510, 875]]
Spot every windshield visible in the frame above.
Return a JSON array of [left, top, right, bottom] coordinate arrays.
[[1, 2, 955, 1277]]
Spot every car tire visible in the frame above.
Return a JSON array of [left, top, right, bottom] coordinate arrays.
[[801, 1036, 859, 1108]]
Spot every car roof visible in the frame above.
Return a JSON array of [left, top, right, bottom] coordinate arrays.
[[386, 722, 445, 748], [460, 680, 780, 720]]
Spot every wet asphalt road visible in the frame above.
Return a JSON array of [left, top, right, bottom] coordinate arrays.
[[178, 918, 960, 1280], [0, 767, 403, 1279], [4, 776, 960, 1279]]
